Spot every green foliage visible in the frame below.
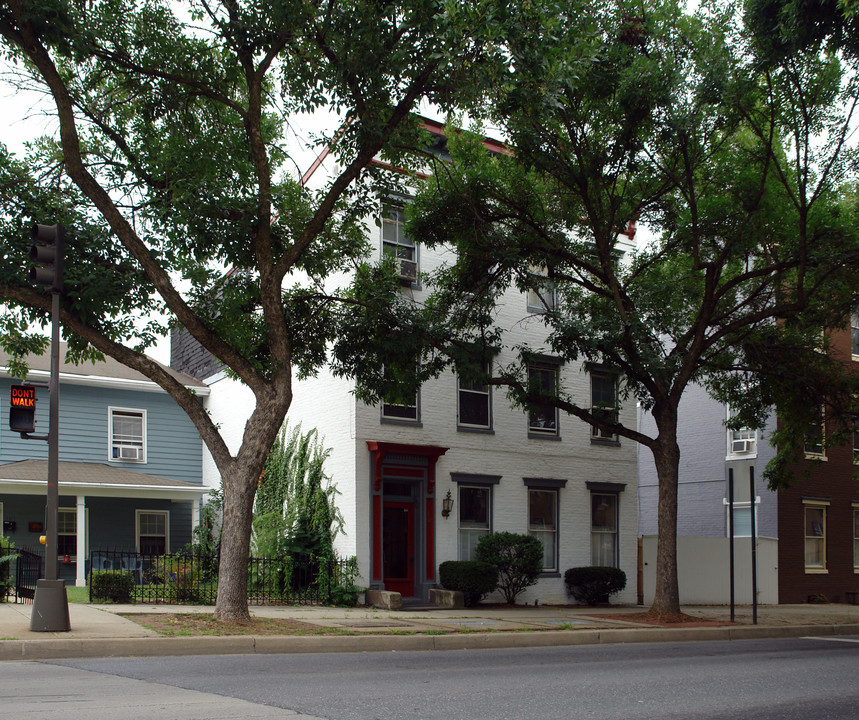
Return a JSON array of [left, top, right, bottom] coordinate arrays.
[[90, 570, 134, 603], [564, 566, 627, 606], [325, 556, 364, 608], [474, 532, 543, 605], [0, 536, 17, 601], [439, 560, 499, 607], [252, 423, 343, 561]]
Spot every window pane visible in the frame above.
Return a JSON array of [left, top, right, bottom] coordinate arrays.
[[459, 487, 489, 527], [731, 507, 752, 537], [591, 532, 616, 566], [529, 490, 556, 531], [532, 530, 556, 570], [591, 374, 615, 407], [459, 390, 489, 427], [528, 365, 557, 433], [591, 494, 617, 531], [460, 528, 489, 561], [57, 510, 76, 534], [852, 314, 859, 355], [382, 401, 418, 420], [805, 507, 824, 537]]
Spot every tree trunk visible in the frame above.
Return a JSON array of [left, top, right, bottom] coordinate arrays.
[[214, 462, 258, 622], [649, 415, 682, 617]]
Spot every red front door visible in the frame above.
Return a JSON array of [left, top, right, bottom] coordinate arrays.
[[383, 501, 415, 597]]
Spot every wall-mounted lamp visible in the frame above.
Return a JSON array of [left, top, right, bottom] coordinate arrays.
[[441, 490, 454, 518]]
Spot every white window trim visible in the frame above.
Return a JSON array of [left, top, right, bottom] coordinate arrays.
[[381, 203, 418, 284], [108, 406, 147, 463], [381, 389, 420, 424], [136, 509, 170, 554], [457, 372, 492, 431], [57, 506, 77, 563], [723, 497, 761, 537], [526, 264, 556, 313], [803, 500, 829, 574]]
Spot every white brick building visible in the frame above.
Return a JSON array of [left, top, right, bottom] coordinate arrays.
[[173, 120, 639, 605]]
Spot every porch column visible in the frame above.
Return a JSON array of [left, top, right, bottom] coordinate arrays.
[[75, 495, 86, 587], [192, 497, 200, 536]]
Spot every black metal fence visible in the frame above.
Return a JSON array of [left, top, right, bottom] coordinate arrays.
[[0, 547, 43, 604], [88, 548, 350, 606]]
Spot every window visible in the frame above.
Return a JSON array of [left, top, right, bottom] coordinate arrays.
[[382, 204, 417, 283], [381, 390, 419, 423], [458, 364, 491, 430], [590, 370, 618, 441], [528, 488, 558, 572], [57, 508, 76, 559], [528, 362, 559, 437], [852, 313, 859, 358], [137, 510, 168, 554], [728, 426, 757, 456], [591, 493, 618, 566], [526, 264, 555, 312], [804, 408, 825, 458], [803, 502, 828, 572], [459, 485, 491, 560], [726, 502, 759, 537], [854, 429, 859, 463], [109, 408, 146, 462], [853, 505, 859, 571]]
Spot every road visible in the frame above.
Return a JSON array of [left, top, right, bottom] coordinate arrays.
[[1, 636, 857, 719]]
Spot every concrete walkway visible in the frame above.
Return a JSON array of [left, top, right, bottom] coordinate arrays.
[[1, 600, 858, 661]]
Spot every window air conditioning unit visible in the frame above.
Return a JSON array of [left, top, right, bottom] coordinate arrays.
[[398, 258, 417, 283], [731, 439, 754, 454], [118, 446, 142, 461]]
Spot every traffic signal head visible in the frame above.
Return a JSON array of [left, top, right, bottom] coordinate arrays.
[[29, 223, 65, 293], [9, 384, 36, 434]]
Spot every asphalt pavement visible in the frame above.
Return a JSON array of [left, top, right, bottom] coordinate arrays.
[[1, 598, 858, 660]]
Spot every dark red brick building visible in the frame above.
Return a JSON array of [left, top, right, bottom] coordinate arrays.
[[777, 323, 859, 604]]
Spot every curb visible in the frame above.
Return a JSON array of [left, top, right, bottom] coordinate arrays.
[[2, 623, 858, 661]]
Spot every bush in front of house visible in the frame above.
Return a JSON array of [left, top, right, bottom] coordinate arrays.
[[474, 532, 543, 605], [439, 560, 499, 606], [0, 537, 17, 601], [564, 566, 627, 605], [90, 570, 134, 603]]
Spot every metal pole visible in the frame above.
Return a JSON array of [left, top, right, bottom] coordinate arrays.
[[750, 465, 758, 625], [728, 468, 735, 622], [45, 290, 60, 582]]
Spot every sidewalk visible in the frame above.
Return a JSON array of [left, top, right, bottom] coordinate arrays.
[[1, 600, 858, 661]]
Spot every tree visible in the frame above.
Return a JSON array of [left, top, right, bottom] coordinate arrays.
[[334, 0, 859, 618], [0, 0, 496, 621]]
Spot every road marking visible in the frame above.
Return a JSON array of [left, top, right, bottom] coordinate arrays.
[[801, 636, 859, 643]]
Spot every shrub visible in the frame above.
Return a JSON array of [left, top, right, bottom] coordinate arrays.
[[474, 532, 543, 604], [564, 566, 627, 605], [439, 560, 498, 607], [0, 537, 17, 602], [90, 570, 134, 603]]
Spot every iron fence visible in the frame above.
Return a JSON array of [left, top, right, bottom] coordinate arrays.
[[88, 548, 350, 606], [2, 547, 43, 604]]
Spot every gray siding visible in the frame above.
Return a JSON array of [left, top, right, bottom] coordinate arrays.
[[170, 327, 222, 380], [0, 378, 202, 485], [637, 383, 778, 539]]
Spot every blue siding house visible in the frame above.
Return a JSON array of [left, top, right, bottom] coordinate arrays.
[[0, 346, 208, 586]]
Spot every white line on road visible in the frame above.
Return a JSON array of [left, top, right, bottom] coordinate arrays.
[[801, 636, 859, 644]]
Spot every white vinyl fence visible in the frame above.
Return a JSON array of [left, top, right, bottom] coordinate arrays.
[[641, 536, 778, 605]]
